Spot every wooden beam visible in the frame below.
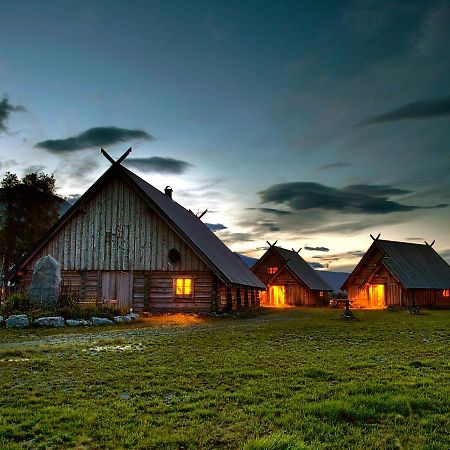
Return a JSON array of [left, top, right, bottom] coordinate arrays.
[[425, 240, 435, 247], [101, 148, 116, 165], [197, 209, 208, 219], [370, 233, 381, 241], [266, 240, 278, 248], [292, 247, 302, 254], [116, 147, 132, 165]]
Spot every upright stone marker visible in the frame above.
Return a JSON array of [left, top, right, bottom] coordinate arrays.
[[28, 255, 61, 308]]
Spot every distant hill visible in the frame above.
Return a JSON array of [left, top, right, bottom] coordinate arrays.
[[236, 253, 258, 268], [316, 271, 348, 293], [236, 253, 349, 293]]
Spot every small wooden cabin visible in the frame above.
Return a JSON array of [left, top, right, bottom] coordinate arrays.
[[252, 246, 332, 306], [5, 154, 265, 313], [341, 239, 450, 308]]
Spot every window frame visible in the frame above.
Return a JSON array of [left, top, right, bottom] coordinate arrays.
[[267, 267, 278, 275], [174, 277, 194, 299]]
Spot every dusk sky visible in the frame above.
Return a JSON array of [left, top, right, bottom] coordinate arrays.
[[1, 0, 449, 271]]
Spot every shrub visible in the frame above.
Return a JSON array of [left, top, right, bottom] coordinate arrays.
[[1, 292, 32, 316]]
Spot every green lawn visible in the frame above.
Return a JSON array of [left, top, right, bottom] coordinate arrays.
[[0, 309, 449, 449]]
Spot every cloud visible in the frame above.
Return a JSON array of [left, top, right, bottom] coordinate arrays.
[[22, 165, 46, 174], [317, 162, 350, 171], [35, 127, 154, 153], [246, 207, 292, 216], [124, 157, 193, 174], [258, 182, 446, 214], [205, 223, 227, 232], [309, 262, 328, 269], [356, 96, 450, 126], [304, 246, 330, 252], [65, 194, 82, 205], [54, 156, 100, 188], [0, 97, 26, 133]]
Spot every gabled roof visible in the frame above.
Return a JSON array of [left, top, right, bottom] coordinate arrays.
[[6, 164, 265, 289], [256, 246, 333, 291], [342, 239, 450, 290]]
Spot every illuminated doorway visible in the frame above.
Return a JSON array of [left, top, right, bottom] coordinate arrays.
[[368, 284, 385, 308], [269, 285, 286, 306]]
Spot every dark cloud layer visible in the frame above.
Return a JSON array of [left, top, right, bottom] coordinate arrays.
[[259, 182, 446, 214], [35, 127, 154, 153], [125, 156, 193, 174], [205, 223, 227, 232], [246, 207, 292, 216], [304, 246, 329, 252], [357, 96, 450, 126], [317, 162, 350, 171], [0, 97, 26, 133]]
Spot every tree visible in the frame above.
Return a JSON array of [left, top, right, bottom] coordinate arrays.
[[0, 171, 61, 284]]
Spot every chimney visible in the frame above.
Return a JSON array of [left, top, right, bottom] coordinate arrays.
[[164, 186, 173, 199]]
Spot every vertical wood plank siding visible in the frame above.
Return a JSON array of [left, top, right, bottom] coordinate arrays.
[[254, 254, 325, 306], [19, 176, 223, 311], [26, 176, 210, 273]]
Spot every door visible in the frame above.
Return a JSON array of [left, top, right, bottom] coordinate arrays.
[[102, 272, 132, 309], [270, 285, 286, 306], [368, 284, 385, 308]]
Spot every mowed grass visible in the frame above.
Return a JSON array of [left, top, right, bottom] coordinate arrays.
[[0, 309, 449, 449]]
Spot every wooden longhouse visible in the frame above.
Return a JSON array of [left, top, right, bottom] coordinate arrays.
[[252, 245, 332, 306], [341, 238, 450, 308], [5, 150, 265, 312]]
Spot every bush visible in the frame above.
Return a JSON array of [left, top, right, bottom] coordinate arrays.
[[0, 292, 32, 316], [58, 304, 123, 320]]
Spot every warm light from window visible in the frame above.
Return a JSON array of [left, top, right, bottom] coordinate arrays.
[[175, 278, 192, 296], [267, 267, 278, 275], [319, 291, 324, 297], [443, 289, 450, 297]]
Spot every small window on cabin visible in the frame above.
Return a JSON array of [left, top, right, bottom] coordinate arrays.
[[319, 291, 324, 297], [267, 267, 278, 275], [443, 289, 450, 297], [175, 278, 192, 296]]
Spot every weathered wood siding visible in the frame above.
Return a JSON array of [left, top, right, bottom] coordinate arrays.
[[148, 271, 213, 312], [25, 176, 209, 273], [253, 251, 285, 285], [347, 262, 450, 308], [254, 252, 325, 307]]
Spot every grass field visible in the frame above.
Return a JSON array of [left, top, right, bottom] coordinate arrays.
[[0, 308, 449, 449]]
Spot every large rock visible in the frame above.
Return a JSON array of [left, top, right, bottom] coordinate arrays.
[[114, 315, 132, 324], [34, 316, 65, 327], [28, 255, 61, 308], [126, 312, 140, 321], [66, 319, 92, 327], [6, 314, 30, 328], [91, 317, 114, 326]]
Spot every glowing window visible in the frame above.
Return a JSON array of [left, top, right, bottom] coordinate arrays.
[[267, 267, 278, 275], [175, 278, 192, 296], [319, 291, 324, 297], [443, 289, 450, 297]]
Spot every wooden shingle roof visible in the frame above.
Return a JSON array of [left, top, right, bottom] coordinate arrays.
[[342, 239, 450, 290]]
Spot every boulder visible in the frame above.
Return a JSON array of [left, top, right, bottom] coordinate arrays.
[[91, 317, 114, 326], [6, 314, 30, 328], [114, 316, 132, 324], [28, 255, 61, 308], [34, 316, 65, 327], [126, 312, 140, 321], [66, 319, 92, 327]]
